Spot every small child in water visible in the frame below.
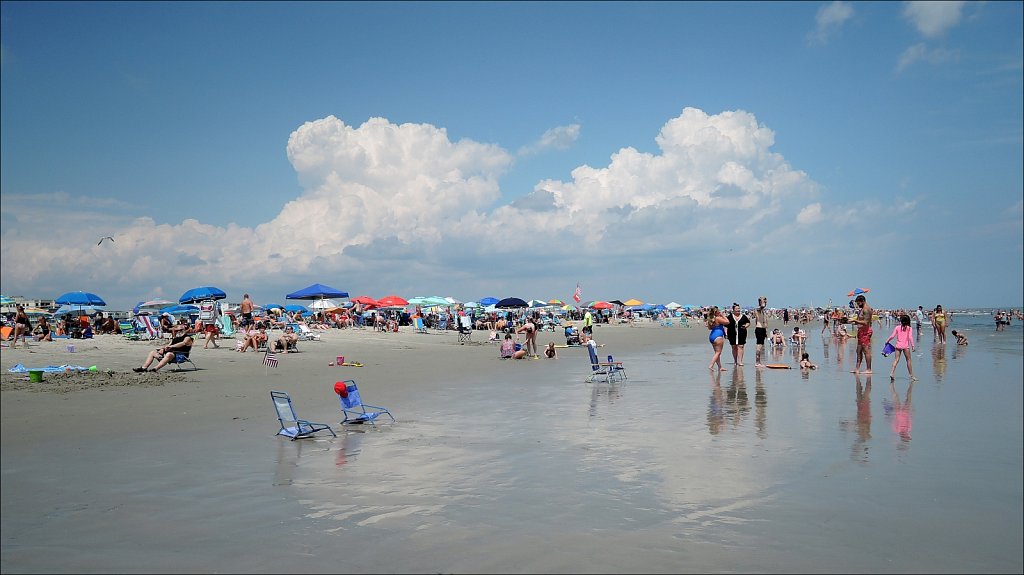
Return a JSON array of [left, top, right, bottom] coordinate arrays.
[[799, 352, 817, 370], [951, 330, 968, 345], [544, 342, 557, 358]]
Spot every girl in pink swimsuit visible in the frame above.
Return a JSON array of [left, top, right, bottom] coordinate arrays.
[[885, 314, 916, 381]]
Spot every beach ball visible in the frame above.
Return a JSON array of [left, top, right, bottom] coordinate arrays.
[[334, 381, 348, 397]]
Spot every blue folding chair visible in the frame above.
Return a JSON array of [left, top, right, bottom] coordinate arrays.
[[271, 390, 336, 440], [171, 352, 197, 371], [334, 379, 395, 426], [585, 341, 626, 383]]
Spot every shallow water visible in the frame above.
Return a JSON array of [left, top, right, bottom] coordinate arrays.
[[2, 317, 1021, 573]]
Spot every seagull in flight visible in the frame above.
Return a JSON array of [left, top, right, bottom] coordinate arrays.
[[97, 236, 114, 245]]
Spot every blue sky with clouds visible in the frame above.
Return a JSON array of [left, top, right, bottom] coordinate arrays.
[[2, 1, 1021, 311]]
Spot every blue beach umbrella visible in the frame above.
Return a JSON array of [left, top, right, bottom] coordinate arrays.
[[179, 286, 227, 304], [284, 304, 309, 313], [54, 305, 101, 317], [55, 291, 107, 307], [479, 297, 499, 306], [161, 304, 200, 316], [263, 303, 285, 311]]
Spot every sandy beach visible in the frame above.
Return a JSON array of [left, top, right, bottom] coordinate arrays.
[[2, 319, 1021, 573]]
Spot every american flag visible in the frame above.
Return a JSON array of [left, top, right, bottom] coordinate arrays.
[[263, 351, 278, 368], [573, 282, 582, 303]]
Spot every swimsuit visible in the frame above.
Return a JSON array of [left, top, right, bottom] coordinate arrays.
[[755, 327, 767, 345], [709, 325, 725, 344], [726, 313, 749, 346], [857, 325, 873, 347]]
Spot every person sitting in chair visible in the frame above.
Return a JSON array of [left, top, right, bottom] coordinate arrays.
[[564, 323, 581, 346], [133, 324, 193, 372], [272, 326, 299, 353], [238, 326, 268, 353]]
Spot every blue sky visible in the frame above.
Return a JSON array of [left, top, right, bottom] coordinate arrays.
[[2, 1, 1021, 311]]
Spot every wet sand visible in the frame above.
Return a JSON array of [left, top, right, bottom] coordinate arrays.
[[2, 319, 1021, 573]]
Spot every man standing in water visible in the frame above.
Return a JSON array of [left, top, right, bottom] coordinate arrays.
[[849, 294, 874, 374], [753, 296, 769, 368]]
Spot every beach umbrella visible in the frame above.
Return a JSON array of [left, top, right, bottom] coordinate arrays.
[[139, 298, 175, 308], [609, 299, 626, 306], [308, 298, 341, 310], [350, 295, 379, 307], [0, 295, 14, 306], [286, 283, 349, 300], [847, 287, 870, 297], [591, 301, 614, 310], [179, 286, 226, 304], [528, 299, 550, 308], [665, 302, 682, 310], [284, 304, 309, 313], [377, 295, 410, 307], [54, 305, 100, 317], [495, 297, 528, 309], [263, 303, 285, 311], [548, 299, 565, 306], [623, 298, 644, 307], [479, 297, 500, 306], [161, 304, 199, 316], [55, 291, 107, 307], [463, 301, 481, 308], [24, 307, 54, 317]]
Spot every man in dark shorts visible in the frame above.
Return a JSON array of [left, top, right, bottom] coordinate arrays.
[[239, 293, 254, 328], [849, 294, 874, 374], [753, 296, 768, 367]]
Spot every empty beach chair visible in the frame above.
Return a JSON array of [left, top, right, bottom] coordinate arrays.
[[271, 390, 336, 440], [585, 341, 626, 383], [334, 379, 395, 426]]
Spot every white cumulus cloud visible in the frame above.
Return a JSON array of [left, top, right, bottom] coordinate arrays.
[[902, 1, 966, 38], [809, 1, 855, 45], [0, 108, 831, 306]]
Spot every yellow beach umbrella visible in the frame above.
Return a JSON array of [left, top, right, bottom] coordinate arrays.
[[623, 298, 644, 307]]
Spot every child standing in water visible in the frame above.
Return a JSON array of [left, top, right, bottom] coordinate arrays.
[[885, 314, 916, 381]]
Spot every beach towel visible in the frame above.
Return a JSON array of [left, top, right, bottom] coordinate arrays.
[[8, 363, 96, 373]]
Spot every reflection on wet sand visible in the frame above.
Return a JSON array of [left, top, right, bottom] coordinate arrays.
[[707, 369, 753, 435], [884, 380, 914, 457], [839, 374, 873, 463]]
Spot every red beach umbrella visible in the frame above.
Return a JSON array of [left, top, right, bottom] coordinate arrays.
[[377, 295, 409, 307]]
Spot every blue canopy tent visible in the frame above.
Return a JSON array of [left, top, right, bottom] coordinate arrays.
[[286, 283, 348, 300]]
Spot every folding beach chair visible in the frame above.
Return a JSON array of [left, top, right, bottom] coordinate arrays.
[[170, 352, 197, 371], [271, 390, 336, 440], [413, 317, 428, 334], [334, 379, 395, 426], [136, 314, 162, 341], [585, 341, 626, 383], [457, 315, 473, 343]]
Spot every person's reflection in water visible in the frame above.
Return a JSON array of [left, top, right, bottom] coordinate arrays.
[[839, 373, 873, 463], [888, 380, 914, 453], [932, 343, 947, 383], [726, 368, 750, 430], [754, 369, 767, 439], [707, 370, 725, 435]]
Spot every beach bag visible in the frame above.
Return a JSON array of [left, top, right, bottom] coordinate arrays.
[[199, 300, 217, 325], [882, 342, 896, 357]]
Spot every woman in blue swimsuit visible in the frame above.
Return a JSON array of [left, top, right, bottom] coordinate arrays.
[[706, 306, 729, 371]]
